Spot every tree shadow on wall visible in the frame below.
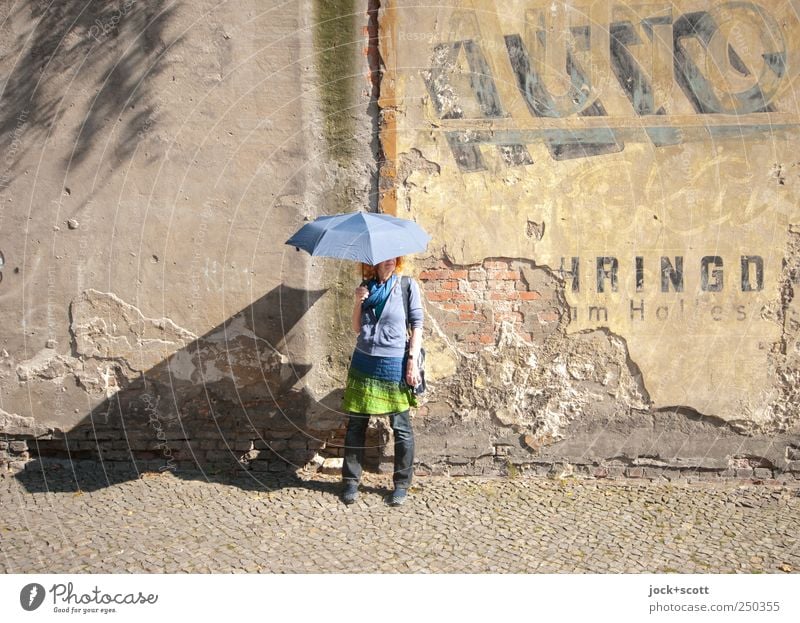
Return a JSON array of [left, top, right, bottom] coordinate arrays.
[[14, 284, 359, 497], [0, 0, 178, 178]]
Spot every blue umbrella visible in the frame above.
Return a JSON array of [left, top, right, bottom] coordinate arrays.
[[286, 212, 431, 265]]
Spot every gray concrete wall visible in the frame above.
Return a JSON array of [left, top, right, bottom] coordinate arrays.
[[0, 0, 375, 474]]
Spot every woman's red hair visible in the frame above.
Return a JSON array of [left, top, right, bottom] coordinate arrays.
[[360, 256, 405, 281]]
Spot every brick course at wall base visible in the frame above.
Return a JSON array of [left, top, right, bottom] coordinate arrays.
[[4, 432, 800, 483], [0, 407, 392, 478]]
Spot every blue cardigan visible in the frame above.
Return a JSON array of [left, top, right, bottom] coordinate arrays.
[[355, 277, 423, 358]]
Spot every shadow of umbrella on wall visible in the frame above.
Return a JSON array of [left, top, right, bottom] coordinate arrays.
[[13, 284, 329, 493]]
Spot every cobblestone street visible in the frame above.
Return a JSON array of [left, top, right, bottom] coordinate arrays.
[[2, 467, 799, 574]]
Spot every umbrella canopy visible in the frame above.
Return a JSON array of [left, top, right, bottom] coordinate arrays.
[[286, 212, 431, 265]]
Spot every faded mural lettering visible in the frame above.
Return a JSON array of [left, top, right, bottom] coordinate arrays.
[[560, 254, 765, 293], [423, 1, 794, 171]]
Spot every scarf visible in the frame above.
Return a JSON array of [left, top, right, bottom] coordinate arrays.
[[363, 274, 397, 319]]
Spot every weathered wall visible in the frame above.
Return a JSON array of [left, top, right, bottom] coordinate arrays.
[[0, 0, 376, 475], [380, 0, 800, 477], [2, 0, 800, 482]]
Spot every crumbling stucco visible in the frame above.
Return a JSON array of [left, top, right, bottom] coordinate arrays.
[[381, 0, 800, 474], [762, 225, 800, 434], [419, 259, 649, 456], [71, 289, 198, 376], [0, 409, 51, 438]]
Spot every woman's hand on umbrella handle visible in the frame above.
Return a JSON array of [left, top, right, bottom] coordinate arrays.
[[354, 286, 369, 305]]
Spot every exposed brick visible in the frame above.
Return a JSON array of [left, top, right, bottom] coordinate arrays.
[[193, 430, 227, 440], [442, 303, 458, 311], [458, 302, 475, 311], [419, 270, 448, 280], [255, 440, 288, 452], [490, 291, 519, 301], [626, 467, 644, 478], [487, 270, 520, 280], [449, 270, 469, 279], [478, 334, 495, 344], [484, 260, 509, 269], [468, 281, 487, 291], [644, 467, 665, 479], [495, 312, 523, 323], [468, 270, 484, 281], [98, 450, 131, 461], [441, 280, 459, 290], [487, 280, 515, 291], [490, 300, 514, 312], [9, 441, 28, 453], [425, 259, 450, 270], [426, 292, 453, 302], [205, 450, 237, 461], [285, 446, 315, 460], [263, 430, 300, 440], [445, 321, 476, 332], [519, 291, 541, 300]]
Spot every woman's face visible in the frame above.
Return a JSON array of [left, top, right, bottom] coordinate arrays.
[[374, 258, 396, 282]]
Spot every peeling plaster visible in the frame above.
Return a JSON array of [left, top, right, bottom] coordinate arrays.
[[0, 408, 51, 437], [396, 148, 441, 213], [70, 289, 197, 376], [16, 348, 72, 382], [440, 321, 649, 444]]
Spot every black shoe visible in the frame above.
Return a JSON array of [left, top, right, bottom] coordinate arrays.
[[341, 482, 359, 505], [387, 488, 407, 506]]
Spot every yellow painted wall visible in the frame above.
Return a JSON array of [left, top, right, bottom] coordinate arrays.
[[382, 0, 800, 424]]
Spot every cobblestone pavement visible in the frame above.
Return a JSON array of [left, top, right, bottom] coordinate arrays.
[[2, 467, 799, 573]]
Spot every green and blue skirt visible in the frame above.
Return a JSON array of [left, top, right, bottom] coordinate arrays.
[[341, 350, 417, 414]]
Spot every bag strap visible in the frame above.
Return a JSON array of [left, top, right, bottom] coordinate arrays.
[[401, 276, 411, 331]]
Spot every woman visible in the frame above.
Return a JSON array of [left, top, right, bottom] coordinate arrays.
[[341, 256, 423, 506]]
